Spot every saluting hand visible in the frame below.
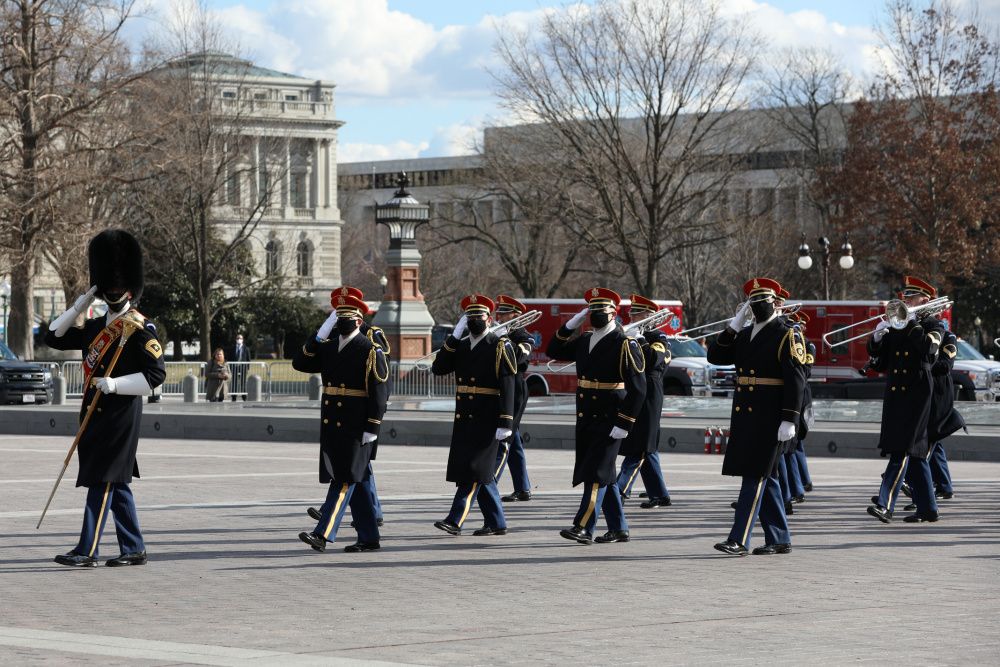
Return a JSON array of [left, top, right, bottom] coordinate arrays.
[[316, 310, 339, 340], [452, 314, 468, 339], [566, 307, 589, 330], [728, 301, 751, 332], [73, 286, 99, 313]]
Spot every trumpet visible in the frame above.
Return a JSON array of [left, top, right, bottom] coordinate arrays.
[[822, 296, 952, 349], [676, 302, 803, 342], [623, 308, 674, 336], [412, 309, 542, 371]]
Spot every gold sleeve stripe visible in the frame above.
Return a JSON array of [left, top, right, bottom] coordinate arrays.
[[367, 418, 381, 424], [617, 412, 636, 423], [443, 341, 456, 352], [301, 345, 316, 357]]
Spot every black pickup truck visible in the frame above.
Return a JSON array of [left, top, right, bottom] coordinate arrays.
[[0, 340, 54, 404]]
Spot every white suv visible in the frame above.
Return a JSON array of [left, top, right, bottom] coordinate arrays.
[[952, 338, 1000, 401]]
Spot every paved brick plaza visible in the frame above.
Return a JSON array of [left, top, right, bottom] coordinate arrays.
[[1, 433, 998, 665]]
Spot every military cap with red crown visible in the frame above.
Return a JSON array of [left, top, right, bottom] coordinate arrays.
[[585, 287, 621, 310], [461, 294, 495, 314], [743, 277, 782, 301], [629, 293, 660, 315], [495, 295, 527, 314], [776, 287, 790, 303], [332, 294, 370, 318], [330, 286, 364, 308], [901, 275, 937, 299]]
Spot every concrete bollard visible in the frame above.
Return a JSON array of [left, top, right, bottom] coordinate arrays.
[[247, 374, 263, 402], [52, 376, 66, 405], [182, 373, 198, 403], [307, 374, 322, 400]]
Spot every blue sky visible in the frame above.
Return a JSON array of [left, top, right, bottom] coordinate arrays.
[[167, 1, 995, 162]]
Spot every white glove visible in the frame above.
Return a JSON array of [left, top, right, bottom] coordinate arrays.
[[452, 314, 468, 339], [777, 420, 797, 442], [728, 301, 751, 332], [566, 307, 589, 330], [493, 324, 509, 337], [96, 372, 152, 396], [95, 376, 117, 394], [362, 432, 378, 444], [495, 428, 513, 441], [316, 310, 339, 340], [872, 319, 891, 343], [609, 426, 628, 440], [51, 286, 99, 337]]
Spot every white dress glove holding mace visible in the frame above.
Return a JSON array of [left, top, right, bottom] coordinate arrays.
[[95, 373, 152, 396]]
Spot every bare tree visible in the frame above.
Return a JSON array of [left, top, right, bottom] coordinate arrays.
[[492, 0, 762, 294], [0, 0, 141, 358]]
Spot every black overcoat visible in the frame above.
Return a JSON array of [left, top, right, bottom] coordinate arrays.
[[546, 324, 647, 485], [44, 311, 166, 487], [431, 332, 516, 484], [507, 326, 534, 428], [928, 328, 966, 444], [619, 330, 670, 457], [707, 318, 806, 478], [292, 333, 389, 484], [867, 316, 944, 457], [360, 322, 391, 460]]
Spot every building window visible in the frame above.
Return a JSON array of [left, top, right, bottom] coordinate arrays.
[[258, 169, 271, 206], [290, 172, 307, 208], [296, 241, 312, 277], [226, 170, 240, 206], [253, 91, 268, 100], [284, 93, 299, 101], [265, 241, 281, 276], [222, 90, 236, 99]]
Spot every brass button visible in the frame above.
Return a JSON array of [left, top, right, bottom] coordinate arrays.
[[749, 386, 754, 392], [736, 387, 741, 392], [97, 408, 102, 413], [578, 412, 583, 417], [739, 368, 743, 372], [592, 395, 597, 400], [895, 352, 900, 357], [457, 377, 463, 382], [337, 401, 342, 407], [748, 406, 753, 412], [904, 352, 909, 357], [456, 396, 461, 401], [326, 382, 332, 386], [323, 418, 329, 424], [324, 400, 329, 406], [735, 406, 741, 412], [891, 387, 896, 392], [902, 386, 907, 391], [902, 369, 907, 374], [750, 369, 755, 375], [456, 414, 461, 419], [340, 383, 345, 387], [336, 421, 341, 427], [470, 377, 476, 382], [578, 393, 583, 398]]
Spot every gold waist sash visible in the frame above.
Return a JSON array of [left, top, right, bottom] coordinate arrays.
[[578, 379, 625, 390]]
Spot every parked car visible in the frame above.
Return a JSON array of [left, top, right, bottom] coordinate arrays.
[[0, 340, 54, 404], [663, 337, 736, 397], [952, 338, 1000, 402]]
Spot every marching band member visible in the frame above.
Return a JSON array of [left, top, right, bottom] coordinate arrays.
[[431, 295, 517, 536], [547, 288, 646, 544], [866, 276, 945, 524], [295, 293, 389, 553], [786, 310, 815, 505], [45, 230, 166, 567], [493, 295, 535, 502], [615, 294, 673, 509], [708, 278, 805, 556]]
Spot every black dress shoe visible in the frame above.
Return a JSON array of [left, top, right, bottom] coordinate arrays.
[[501, 491, 531, 502], [713, 540, 748, 556], [106, 551, 147, 567], [730, 501, 738, 509], [903, 512, 939, 523], [784, 501, 794, 515], [790, 495, 805, 504], [903, 502, 917, 512], [639, 492, 648, 498], [344, 541, 381, 552], [472, 525, 508, 536], [595, 530, 630, 543], [935, 490, 954, 500], [901, 482, 912, 498], [54, 551, 97, 567], [307, 507, 322, 521], [559, 525, 593, 545], [298, 531, 327, 552], [433, 520, 461, 535], [867, 505, 893, 523], [619, 490, 630, 500], [350, 518, 385, 528], [639, 496, 671, 509], [752, 543, 792, 555], [803, 483, 813, 492]]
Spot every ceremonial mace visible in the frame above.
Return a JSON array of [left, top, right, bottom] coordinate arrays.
[[36, 322, 137, 529]]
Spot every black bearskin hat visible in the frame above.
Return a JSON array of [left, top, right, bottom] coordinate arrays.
[[88, 229, 144, 303]]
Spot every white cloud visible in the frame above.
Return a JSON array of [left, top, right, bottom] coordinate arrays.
[[338, 139, 430, 163], [420, 121, 483, 158]]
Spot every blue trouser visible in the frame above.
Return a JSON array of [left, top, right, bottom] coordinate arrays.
[[75, 482, 145, 558], [728, 475, 790, 548], [794, 440, 811, 487], [904, 456, 939, 515], [616, 452, 669, 500], [349, 464, 383, 521], [315, 480, 380, 543], [928, 442, 953, 494], [877, 452, 911, 512], [494, 431, 531, 493], [785, 451, 805, 497], [446, 481, 506, 529], [776, 456, 792, 504], [578, 482, 627, 534]]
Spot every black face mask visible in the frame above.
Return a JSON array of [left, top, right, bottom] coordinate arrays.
[[590, 311, 612, 329], [750, 300, 774, 323], [336, 317, 359, 336], [103, 291, 129, 308], [467, 318, 488, 336]]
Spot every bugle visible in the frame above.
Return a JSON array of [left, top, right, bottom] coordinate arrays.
[[623, 308, 674, 336], [675, 302, 803, 342], [413, 309, 542, 371], [822, 296, 952, 349]]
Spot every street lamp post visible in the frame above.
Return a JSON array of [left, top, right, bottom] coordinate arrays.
[[0, 280, 9, 345], [974, 316, 983, 352], [798, 234, 854, 300]]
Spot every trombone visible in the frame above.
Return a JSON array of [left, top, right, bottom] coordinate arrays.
[[822, 296, 952, 349], [545, 309, 678, 372], [412, 309, 542, 371]]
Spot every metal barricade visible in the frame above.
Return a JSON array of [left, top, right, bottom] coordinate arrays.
[[163, 362, 206, 397], [61, 361, 84, 398], [266, 360, 310, 400], [226, 361, 267, 400], [390, 363, 456, 397]]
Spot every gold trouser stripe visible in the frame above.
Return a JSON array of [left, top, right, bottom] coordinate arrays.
[[740, 478, 766, 547], [579, 483, 599, 527], [88, 483, 112, 557], [886, 455, 910, 508], [624, 454, 645, 495], [456, 385, 500, 396], [323, 387, 368, 397], [494, 443, 509, 479], [458, 482, 479, 527], [322, 483, 350, 539]]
